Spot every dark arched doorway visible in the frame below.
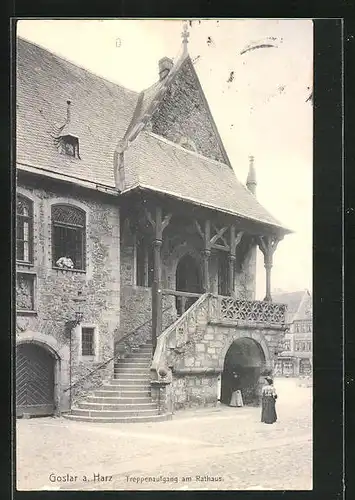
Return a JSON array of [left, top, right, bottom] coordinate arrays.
[[175, 254, 203, 315], [16, 343, 56, 417], [221, 338, 266, 406]]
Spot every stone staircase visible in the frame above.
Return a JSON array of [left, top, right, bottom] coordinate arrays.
[[63, 342, 172, 423]]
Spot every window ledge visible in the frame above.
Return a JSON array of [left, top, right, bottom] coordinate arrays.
[[52, 267, 86, 274], [16, 261, 34, 269], [17, 310, 37, 316]]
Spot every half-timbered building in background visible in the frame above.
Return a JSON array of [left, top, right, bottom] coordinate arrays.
[[16, 28, 291, 422]]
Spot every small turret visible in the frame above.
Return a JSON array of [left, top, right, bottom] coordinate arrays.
[[246, 155, 257, 195]]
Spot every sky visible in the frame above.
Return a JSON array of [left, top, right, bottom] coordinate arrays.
[[17, 19, 313, 299]]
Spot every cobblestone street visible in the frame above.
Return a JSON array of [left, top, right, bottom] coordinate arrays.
[[16, 378, 312, 491]]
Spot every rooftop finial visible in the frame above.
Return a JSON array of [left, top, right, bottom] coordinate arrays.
[[246, 155, 257, 196], [181, 23, 190, 54]]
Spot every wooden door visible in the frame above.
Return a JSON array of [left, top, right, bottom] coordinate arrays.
[[16, 343, 55, 417]]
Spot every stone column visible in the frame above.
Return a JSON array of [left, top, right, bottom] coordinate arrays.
[[257, 235, 282, 302], [152, 206, 163, 352], [202, 219, 211, 293]]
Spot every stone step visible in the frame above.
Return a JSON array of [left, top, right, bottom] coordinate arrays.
[[107, 379, 151, 388], [96, 383, 149, 393], [94, 389, 150, 398], [70, 408, 160, 418], [99, 380, 150, 389], [118, 360, 151, 366], [85, 395, 152, 404], [115, 365, 151, 371], [113, 373, 150, 380], [77, 401, 157, 411], [63, 413, 172, 423], [114, 370, 150, 377], [126, 352, 152, 359]]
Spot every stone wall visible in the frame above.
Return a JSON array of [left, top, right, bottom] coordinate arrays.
[[116, 285, 176, 350], [150, 58, 227, 164], [172, 374, 219, 411], [16, 179, 120, 411]]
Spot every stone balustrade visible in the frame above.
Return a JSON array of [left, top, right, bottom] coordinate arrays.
[[209, 295, 287, 326]]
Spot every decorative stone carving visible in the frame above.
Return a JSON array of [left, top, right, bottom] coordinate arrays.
[[219, 297, 286, 325], [16, 274, 34, 310]]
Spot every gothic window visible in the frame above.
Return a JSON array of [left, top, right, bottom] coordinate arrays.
[[136, 238, 153, 287], [52, 204, 86, 271], [16, 195, 33, 263], [81, 327, 95, 356]]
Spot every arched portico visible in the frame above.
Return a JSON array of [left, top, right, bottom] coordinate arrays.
[[220, 337, 267, 406]]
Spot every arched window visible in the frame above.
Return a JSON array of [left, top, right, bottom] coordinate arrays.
[[52, 204, 86, 270], [16, 195, 33, 263]]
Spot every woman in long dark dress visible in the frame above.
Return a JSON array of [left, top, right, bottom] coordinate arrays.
[[261, 376, 277, 424]]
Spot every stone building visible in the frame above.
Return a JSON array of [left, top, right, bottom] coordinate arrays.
[[16, 29, 291, 422], [273, 290, 312, 377]]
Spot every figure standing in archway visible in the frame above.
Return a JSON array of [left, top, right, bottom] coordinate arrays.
[[261, 376, 278, 424]]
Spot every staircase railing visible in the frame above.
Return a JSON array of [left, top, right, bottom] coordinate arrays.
[[64, 306, 173, 394], [151, 293, 210, 382]]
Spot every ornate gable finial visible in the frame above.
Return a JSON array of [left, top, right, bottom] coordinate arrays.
[[246, 155, 257, 195], [181, 23, 190, 54]]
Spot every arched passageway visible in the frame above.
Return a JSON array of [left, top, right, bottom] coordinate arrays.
[[16, 342, 57, 417], [221, 338, 266, 406], [175, 254, 203, 314]]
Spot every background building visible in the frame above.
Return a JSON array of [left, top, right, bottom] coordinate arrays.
[[273, 290, 312, 377]]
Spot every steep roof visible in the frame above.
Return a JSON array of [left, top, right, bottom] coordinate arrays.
[[273, 290, 312, 323], [122, 132, 287, 229], [123, 51, 232, 168], [16, 37, 290, 233], [16, 37, 138, 188]]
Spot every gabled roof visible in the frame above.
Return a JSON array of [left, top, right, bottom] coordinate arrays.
[[16, 37, 290, 233], [122, 132, 287, 230], [273, 290, 312, 323], [123, 51, 232, 167]]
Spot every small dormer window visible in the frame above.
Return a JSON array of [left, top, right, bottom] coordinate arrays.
[[60, 135, 79, 157], [56, 100, 80, 158], [64, 140, 75, 156]]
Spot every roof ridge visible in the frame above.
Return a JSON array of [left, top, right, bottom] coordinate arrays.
[[17, 36, 139, 97], [145, 131, 231, 169]]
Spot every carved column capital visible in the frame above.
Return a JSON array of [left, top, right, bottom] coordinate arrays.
[[152, 239, 163, 249]]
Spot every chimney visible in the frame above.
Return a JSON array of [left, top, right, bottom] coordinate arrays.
[[246, 155, 257, 195], [158, 57, 173, 80]]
